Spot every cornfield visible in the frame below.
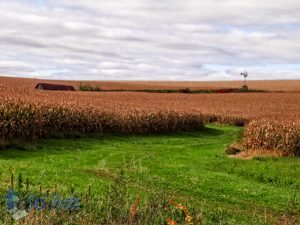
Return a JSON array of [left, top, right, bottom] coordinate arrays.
[[243, 120, 300, 156], [0, 77, 300, 155], [0, 101, 206, 144]]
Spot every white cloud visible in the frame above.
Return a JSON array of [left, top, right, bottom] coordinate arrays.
[[0, 0, 299, 80]]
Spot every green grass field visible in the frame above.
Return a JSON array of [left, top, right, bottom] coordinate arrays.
[[0, 124, 299, 224]]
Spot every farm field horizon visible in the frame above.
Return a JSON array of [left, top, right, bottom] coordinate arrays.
[[1, 76, 300, 92]]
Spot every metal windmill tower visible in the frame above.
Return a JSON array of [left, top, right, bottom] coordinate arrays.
[[241, 71, 249, 92]]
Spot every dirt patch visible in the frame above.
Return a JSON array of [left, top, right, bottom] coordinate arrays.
[[225, 143, 293, 160], [278, 213, 300, 225], [229, 149, 291, 160], [225, 143, 246, 155]]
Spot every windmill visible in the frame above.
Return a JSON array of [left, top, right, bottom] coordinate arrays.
[[240, 71, 248, 92]]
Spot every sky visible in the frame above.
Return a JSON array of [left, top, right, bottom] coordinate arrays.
[[0, 0, 299, 81]]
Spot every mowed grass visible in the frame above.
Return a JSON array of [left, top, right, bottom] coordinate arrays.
[[0, 124, 299, 224]]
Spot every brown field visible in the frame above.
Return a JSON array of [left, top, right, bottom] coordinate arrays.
[[1, 76, 300, 92], [0, 76, 299, 155], [0, 76, 299, 121]]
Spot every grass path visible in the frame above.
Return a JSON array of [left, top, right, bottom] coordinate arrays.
[[0, 124, 299, 224]]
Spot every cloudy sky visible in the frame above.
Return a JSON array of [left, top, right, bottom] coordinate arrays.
[[0, 0, 300, 81]]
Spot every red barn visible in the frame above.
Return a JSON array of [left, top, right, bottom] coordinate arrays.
[[35, 83, 75, 91]]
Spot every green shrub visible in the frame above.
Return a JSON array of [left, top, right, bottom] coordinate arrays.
[[79, 83, 101, 92]]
